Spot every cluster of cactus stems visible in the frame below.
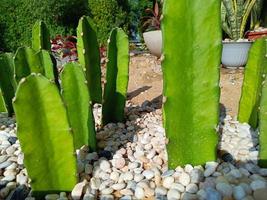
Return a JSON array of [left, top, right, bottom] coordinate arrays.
[[221, 0, 257, 40], [162, 0, 222, 168], [0, 18, 129, 194]]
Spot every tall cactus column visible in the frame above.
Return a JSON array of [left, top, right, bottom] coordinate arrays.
[[162, 0, 222, 167]]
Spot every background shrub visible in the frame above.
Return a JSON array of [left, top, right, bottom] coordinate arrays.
[[0, 0, 89, 52], [88, 0, 128, 45]]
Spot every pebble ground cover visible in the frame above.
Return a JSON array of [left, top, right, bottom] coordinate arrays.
[[0, 100, 267, 200]]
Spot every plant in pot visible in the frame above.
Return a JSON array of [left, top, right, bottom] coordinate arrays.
[[221, 0, 259, 68], [141, 0, 162, 57]]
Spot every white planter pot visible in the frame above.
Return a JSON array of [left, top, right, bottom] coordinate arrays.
[[221, 41, 253, 68], [143, 30, 162, 57]]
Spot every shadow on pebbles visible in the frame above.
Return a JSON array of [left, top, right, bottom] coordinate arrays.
[[0, 101, 267, 200]]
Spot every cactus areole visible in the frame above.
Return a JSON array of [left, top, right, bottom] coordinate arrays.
[[162, 0, 222, 168]]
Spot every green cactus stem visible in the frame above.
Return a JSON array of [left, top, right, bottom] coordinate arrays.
[[13, 74, 77, 193], [0, 53, 17, 116], [102, 28, 129, 125], [77, 16, 102, 104], [32, 20, 51, 51], [162, 0, 221, 168], [60, 62, 96, 151], [238, 38, 267, 129], [14, 47, 57, 83], [0, 89, 7, 113]]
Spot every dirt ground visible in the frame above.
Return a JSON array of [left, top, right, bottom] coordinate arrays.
[[127, 54, 244, 117]]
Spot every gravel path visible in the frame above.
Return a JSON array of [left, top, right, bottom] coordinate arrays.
[[0, 102, 267, 200]]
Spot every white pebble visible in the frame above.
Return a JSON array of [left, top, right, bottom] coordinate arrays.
[[162, 176, 174, 189], [134, 186, 145, 199], [179, 172, 190, 186], [233, 185, 246, 200], [167, 189, 180, 200]]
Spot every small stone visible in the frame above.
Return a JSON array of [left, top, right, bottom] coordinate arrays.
[[101, 188, 113, 195], [134, 186, 145, 199], [110, 171, 120, 182], [250, 180, 267, 191], [216, 182, 232, 197], [0, 161, 11, 169], [100, 160, 111, 172], [155, 186, 167, 195], [98, 150, 112, 160], [100, 194, 114, 200], [190, 168, 204, 183], [229, 169, 242, 178], [161, 170, 174, 177], [204, 162, 218, 177], [123, 172, 133, 181], [185, 183, 198, 194], [144, 187, 154, 197], [167, 189, 180, 199], [171, 183, 185, 192], [7, 137, 17, 145], [0, 187, 9, 199], [112, 183, 126, 190], [233, 186, 246, 200], [253, 188, 267, 200], [120, 189, 133, 196], [134, 174, 144, 182], [5, 146, 15, 155], [119, 196, 131, 200], [71, 181, 87, 200], [45, 194, 60, 200], [91, 178, 101, 190], [205, 187, 222, 200], [162, 176, 174, 189], [2, 175, 15, 181], [179, 172, 190, 186], [0, 155, 8, 163], [85, 164, 93, 174], [197, 189, 207, 200], [142, 170, 154, 180], [112, 158, 125, 169]]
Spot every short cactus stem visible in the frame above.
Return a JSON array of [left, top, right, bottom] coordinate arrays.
[[32, 20, 51, 51]]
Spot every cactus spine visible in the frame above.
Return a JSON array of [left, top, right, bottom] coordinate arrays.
[[0, 53, 16, 116], [238, 38, 267, 129], [102, 28, 129, 125], [32, 20, 51, 51], [13, 74, 77, 193], [60, 62, 96, 150], [162, 0, 221, 167], [77, 16, 102, 104]]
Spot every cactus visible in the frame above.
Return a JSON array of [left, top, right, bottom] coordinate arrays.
[[14, 47, 57, 83], [222, 0, 257, 40], [77, 16, 102, 104], [238, 38, 267, 129], [32, 20, 51, 51], [102, 28, 129, 125], [0, 53, 17, 116], [162, 0, 221, 167], [60, 62, 96, 150], [0, 90, 7, 113], [13, 74, 77, 193]]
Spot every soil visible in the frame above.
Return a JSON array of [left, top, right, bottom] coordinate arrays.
[[128, 54, 244, 117]]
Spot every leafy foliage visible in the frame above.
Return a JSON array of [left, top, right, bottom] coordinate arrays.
[[88, 0, 128, 45], [0, 0, 88, 52]]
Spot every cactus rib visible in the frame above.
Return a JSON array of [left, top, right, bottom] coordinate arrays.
[[32, 20, 51, 51]]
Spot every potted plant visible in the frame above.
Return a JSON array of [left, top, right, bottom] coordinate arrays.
[[142, 1, 162, 57], [221, 0, 259, 68]]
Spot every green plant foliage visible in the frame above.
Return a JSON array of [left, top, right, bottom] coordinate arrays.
[[162, 0, 221, 168], [0, 53, 17, 116], [0, 90, 7, 113], [77, 16, 102, 103], [102, 28, 129, 125], [238, 38, 267, 129], [14, 47, 57, 83], [32, 20, 51, 52], [13, 74, 77, 192], [0, 0, 89, 52], [60, 62, 96, 151], [88, 0, 128, 45]]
